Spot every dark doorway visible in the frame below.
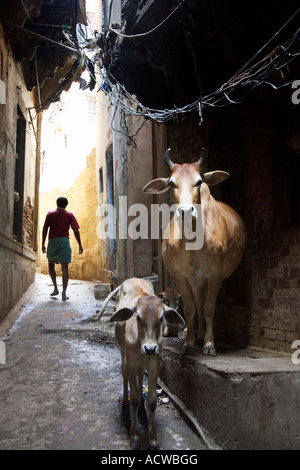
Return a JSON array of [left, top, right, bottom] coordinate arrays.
[[106, 144, 116, 271], [13, 106, 26, 243]]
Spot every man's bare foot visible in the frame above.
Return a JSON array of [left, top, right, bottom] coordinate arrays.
[[50, 289, 59, 296], [62, 294, 69, 301]]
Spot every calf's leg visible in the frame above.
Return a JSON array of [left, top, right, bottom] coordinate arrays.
[[128, 364, 143, 449], [120, 356, 130, 422], [146, 358, 159, 449]]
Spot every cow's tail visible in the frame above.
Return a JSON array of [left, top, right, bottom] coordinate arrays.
[[92, 285, 122, 321]]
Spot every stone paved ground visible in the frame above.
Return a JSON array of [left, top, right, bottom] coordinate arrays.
[[0, 274, 207, 451]]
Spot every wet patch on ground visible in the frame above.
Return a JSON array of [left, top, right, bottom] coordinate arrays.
[[0, 275, 207, 451]]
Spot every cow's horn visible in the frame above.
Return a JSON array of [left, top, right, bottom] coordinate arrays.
[[197, 148, 207, 167], [164, 148, 174, 168]]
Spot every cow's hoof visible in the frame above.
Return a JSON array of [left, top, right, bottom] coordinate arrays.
[[149, 441, 159, 450], [181, 345, 195, 356], [203, 344, 216, 356], [130, 437, 141, 450]]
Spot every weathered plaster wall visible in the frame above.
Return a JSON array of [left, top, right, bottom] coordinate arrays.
[[0, 24, 37, 323]]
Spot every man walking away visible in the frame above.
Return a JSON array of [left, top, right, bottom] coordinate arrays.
[[42, 197, 83, 301]]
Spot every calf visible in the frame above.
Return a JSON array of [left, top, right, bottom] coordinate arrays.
[[109, 277, 185, 450], [158, 287, 185, 337]]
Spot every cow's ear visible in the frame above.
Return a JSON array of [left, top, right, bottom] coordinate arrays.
[[202, 171, 230, 186], [163, 308, 186, 329], [143, 178, 170, 194], [110, 307, 135, 322]]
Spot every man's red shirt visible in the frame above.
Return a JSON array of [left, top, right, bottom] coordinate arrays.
[[44, 208, 80, 239]]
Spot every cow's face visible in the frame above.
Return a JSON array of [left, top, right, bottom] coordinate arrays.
[[143, 148, 230, 219], [110, 295, 186, 355], [168, 163, 203, 218], [135, 296, 164, 355]]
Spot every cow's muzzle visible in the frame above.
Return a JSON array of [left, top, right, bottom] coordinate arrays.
[[142, 345, 159, 355], [176, 205, 198, 219]]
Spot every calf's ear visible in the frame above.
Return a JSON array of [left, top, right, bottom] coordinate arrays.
[[163, 308, 186, 329], [143, 178, 170, 194], [110, 307, 135, 322]]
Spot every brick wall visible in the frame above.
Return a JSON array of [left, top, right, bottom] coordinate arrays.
[[245, 228, 300, 351], [37, 148, 101, 281]]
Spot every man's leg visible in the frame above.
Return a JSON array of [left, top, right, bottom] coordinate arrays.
[[48, 260, 59, 296], [61, 263, 69, 301]]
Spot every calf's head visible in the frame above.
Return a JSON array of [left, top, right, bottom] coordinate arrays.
[[110, 295, 186, 355], [143, 148, 230, 218]]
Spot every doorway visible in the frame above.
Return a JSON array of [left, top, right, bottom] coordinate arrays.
[[105, 144, 116, 271], [13, 106, 26, 243]]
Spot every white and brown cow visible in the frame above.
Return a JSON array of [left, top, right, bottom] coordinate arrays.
[[143, 148, 247, 356], [101, 277, 185, 450]]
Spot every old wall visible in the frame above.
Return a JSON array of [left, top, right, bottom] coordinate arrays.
[[95, 95, 116, 284], [165, 85, 300, 353], [125, 118, 154, 278], [37, 148, 101, 281], [0, 24, 38, 323]]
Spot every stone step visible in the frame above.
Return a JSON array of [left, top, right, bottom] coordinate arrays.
[[160, 339, 300, 450]]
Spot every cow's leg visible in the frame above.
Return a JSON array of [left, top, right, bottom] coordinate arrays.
[[176, 277, 197, 355], [203, 279, 222, 356], [146, 358, 159, 449], [191, 281, 205, 345]]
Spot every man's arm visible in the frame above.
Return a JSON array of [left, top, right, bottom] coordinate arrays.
[[73, 229, 83, 254], [42, 224, 48, 253]]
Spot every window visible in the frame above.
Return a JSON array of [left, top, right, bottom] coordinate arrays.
[[87, 96, 96, 123]]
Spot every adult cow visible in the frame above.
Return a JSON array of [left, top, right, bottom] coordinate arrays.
[[100, 277, 185, 449], [143, 148, 247, 356]]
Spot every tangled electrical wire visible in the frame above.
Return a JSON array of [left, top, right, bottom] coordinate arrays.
[[31, 4, 299, 145], [100, 25, 299, 123], [75, 6, 300, 132]]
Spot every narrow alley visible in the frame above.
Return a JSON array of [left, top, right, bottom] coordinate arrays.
[[0, 0, 299, 454], [0, 274, 208, 452]]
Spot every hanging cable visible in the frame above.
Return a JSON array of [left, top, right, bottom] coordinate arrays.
[[223, 7, 300, 88], [20, 3, 299, 137], [19, 0, 32, 21], [0, 17, 78, 52], [109, 1, 184, 38]]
